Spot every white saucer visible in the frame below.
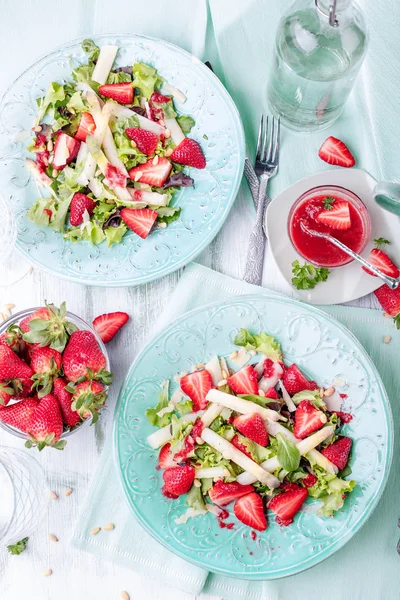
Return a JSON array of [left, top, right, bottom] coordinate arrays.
[[266, 169, 400, 305]]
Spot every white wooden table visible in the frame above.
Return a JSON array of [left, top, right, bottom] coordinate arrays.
[[0, 2, 379, 597]]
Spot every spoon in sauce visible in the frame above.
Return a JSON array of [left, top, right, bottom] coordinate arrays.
[[300, 221, 400, 290]]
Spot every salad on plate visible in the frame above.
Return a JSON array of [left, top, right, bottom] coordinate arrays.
[[146, 329, 355, 531], [26, 39, 206, 246]]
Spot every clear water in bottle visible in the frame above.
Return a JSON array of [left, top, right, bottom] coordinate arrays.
[[268, 0, 367, 132]]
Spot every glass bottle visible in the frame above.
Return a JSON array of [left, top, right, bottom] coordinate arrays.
[[267, 0, 368, 132]]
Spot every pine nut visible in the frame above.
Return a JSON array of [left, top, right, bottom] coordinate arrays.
[[324, 387, 335, 397], [165, 148, 173, 157], [197, 363, 205, 369], [47, 139, 53, 152], [230, 350, 238, 359], [383, 312, 391, 318], [217, 379, 227, 387], [43, 569, 52, 577], [158, 222, 167, 229], [130, 140, 137, 148], [4, 304, 15, 311], [33, 125, 42, 133], [195, 437, 204, 445], [48, 155, 53, 164], [384, 335, 391, 344], [258, 389, 265, 397], [194, 479, 201, 488], [52, 169, 57, 178], [319, 388, 325, 398], [134, 171, 143, 182], [64, 488, 73, 496], [152, 155, 159, 166], [103, 523, 114, 531], [49, 491, 58, 500], [164, 128, 171, 139], [121, 592, 130, 600], [159, 119, 165, 127], [90, 527, 101, 535], [48, 534, 58, 542]]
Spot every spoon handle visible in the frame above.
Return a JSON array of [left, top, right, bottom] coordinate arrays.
[[326, 236, 400, 290]]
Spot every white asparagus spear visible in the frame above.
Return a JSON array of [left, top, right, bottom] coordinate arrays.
[[205, 355, 223, 387], [91, 45, 118, 85], [201, 428, 280, 489], [266, 420, 338, 475], [195, 466, 230, 479], [164, 118, 185, 146], [108, 103, 165, 135], [206, 389, 284, 423], [200, 402, 224, 428], [237, 426, 336, 485], [146, 411, 204, 449], [162, 82, 187, 103], [278, 380, 297, 412]]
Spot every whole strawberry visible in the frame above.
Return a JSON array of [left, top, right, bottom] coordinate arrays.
[[162, 465, 195, 497], [62, 330, 110, 383], [21, 302, 78, 352], [70, 380, 106, 423], [53, 378, 80, 428], [30, 346, 62, 397], [0, 324, 25, 354], [0, 397, 39, 433], [0, 346, 34, 405], [25, 393, 66, 451]]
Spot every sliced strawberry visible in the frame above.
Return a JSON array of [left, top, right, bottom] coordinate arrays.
[[227, 365, 258, 395], [265, 387, 279, 399], [98, 83, 134, 105], [281, 482, 301, 493], [69, 192, 96, 226], [302, 473, 318, 488], [125, 128, 159, 155], [75, 112, 96, 142], [170, 138, 206, 169], [318, 136, 355, 168], [294, 400, 327, 439], [53, 132, 80, 170], [92, 312, 129, 344], [233, 413, 268, 446], [362, 248, 400, 278], [232, 435, 253, 459], [233, 492, 267, 531], [282, 364, 316, 395], [316, 201, 351, 230], [120, 208, 158, 239], [180, 370, 212, 411], [268, 486, 308, 526], [208, 480, 255, 507], [333, 411, 353, 423], [321, 436, 352, 471], [128, 157, 172, 187], [162, 465, 195, 496], [374, 284, 400, 321], [158, 443, 178, 469]]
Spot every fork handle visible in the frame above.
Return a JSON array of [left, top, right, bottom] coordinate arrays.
[[243, 177, 269, 285]]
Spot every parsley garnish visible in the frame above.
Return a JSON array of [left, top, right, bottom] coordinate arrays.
[[7, 537, 29, 556], [203, 134, 208, 140], [374, 237, 391, 247], [394, 314, 400, 330], [291, 260, 330, 290], [322, 196, 335, 210]]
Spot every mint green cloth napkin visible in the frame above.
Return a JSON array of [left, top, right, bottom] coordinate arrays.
[[72, 262, 400, 600]]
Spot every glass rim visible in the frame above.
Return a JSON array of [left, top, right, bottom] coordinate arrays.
[[0, 307, 110, 441]]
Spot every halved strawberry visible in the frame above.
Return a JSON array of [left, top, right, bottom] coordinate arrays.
[[318, 136, 355, 168], [53, 132, 80, 170], [170, 138, 206, 169], [374, 285, 400, 325], [209, 480, 255, 507], [362, 248, 399, 278], [234, 492, 267, 531], [268, 486, 308, 526], [128, 157, 172, 187], [321, 436, 352, 471], [98, 83, 134, 105], [265, 387, 280, 399], [316, 201, 351, 230], [232, 435, 253, 459], [125, 128, 159, 155], [120, 208, 158, 239], [294, 400, 327, 439], [282, 364, 316, 395], [69, 192, 96, 226], [261, 358, 284, 389], [162, 465, 195, 496], [92, 312, 129, 344], [75, 112, 96, 142], [233, 413, 268, 446], [158, 443, 177, 469], [227, 365, 258, 395], [180, 370, 212, 411], [302, 473, 318, 488]]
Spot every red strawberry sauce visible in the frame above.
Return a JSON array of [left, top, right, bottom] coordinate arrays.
[[289, 187, 371, 268]]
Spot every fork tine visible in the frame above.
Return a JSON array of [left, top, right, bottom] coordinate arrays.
[[256, 115, 264, 162], [261, 115, 269, 163], [272, 117, 281, 165], [267, 117, 276, 163]]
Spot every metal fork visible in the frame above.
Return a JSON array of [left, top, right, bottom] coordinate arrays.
[[243, 115, 280, 285]]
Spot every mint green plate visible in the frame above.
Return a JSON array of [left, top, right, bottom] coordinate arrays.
[[114, 295, 393, 579]]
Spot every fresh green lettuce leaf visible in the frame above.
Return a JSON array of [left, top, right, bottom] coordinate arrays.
[[292, 390, 326, 410], [209, 416, 235, 441], [186, 484, 206, 511], [67, 91, 86, 113], [176, 115, 195, 134], [104, 224, 127, 247], [81, 39, 100, 62], [239, 394, 281, 407], [156, 206, 181, 224], [133, 62, 164, 99], [64, 221, 106, 245], [307, 465, 356, 517], [234, 329, 283, 362], [107, 71, 132, 84], [276, 433, 301, 472], [145, 380, 171, 427], [36, 82, 65, 122], [169, 414, 193, 453], [234, 433, 271, 464], [27, 198, 52, 227], [176, 399, 193, 415]]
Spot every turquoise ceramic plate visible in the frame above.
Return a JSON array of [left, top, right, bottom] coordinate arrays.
[[114, 294, 393, 579], [0, 34, 244, 286]]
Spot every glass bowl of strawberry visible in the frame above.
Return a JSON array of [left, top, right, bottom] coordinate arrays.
[[288, 185, 372, 268], [0, 303, 111, 450]]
